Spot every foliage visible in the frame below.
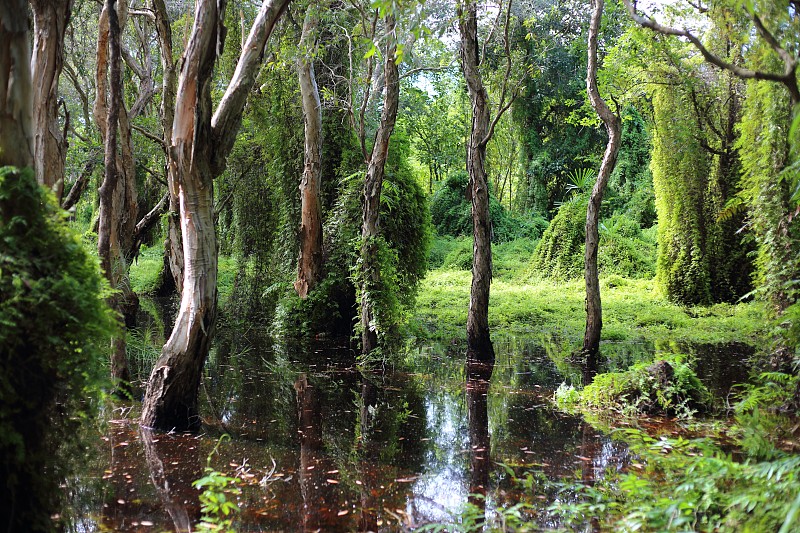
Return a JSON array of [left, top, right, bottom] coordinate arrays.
[[530, 197, 586, 280], [430, 171, 548, 244], [0, 167, 114, 531], [512, 0, 614, 215], [555, 354, 710, 418], [549, 428, 800, 533], [607, 107, 656, 227], [193, 435, 242, 532], [735, 46, 800, 312], [278, 131, 431, 342]]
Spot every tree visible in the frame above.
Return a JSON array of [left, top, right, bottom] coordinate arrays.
[[141, 0, 291, 431], [359, 11, 400, 355], [295, 7, 324, 299], [0, 0, 34, 169], [30, 0, 73, 202], [458, 0, 516, 373], [582, 0, 621, 363]]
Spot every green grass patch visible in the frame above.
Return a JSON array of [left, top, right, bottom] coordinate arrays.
[[413, 266, 766, 348], [130, 244, 238, 304]]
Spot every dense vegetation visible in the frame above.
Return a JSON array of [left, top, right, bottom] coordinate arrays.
[[2, 0, 800, 530]]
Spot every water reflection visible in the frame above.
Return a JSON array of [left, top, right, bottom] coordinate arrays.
[[466, 377, 490, 523], [139, 428, 200, 532], [65, 323, 755, 531]]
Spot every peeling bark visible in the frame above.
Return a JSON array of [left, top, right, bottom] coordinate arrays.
[[459, 0, 494, 369], [152, 0, 184, 295], [583, 0, 621, 364], [142, 0, 291, 432], [30, 0, 73, 201], [96, 0, 136, 394], [360, 14, 399, 355], [294, 10, 324, 299], [0, 0, 33, 168]]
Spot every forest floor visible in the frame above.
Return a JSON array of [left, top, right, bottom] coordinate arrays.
[[411, 236, 767, 350]]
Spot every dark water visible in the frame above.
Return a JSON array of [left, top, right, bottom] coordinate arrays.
[[64, 315, 753, 532]]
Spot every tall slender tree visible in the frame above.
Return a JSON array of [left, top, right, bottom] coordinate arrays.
[[95, 0, 137, 393], [359, 12, 400, 355], [142, 0, 291, 431], [30, 0, 73, 201], [458, 0, 515, 373], [582, 0, 621, 365], [295, 7, 324, 299], [0, 0, 33, 169]]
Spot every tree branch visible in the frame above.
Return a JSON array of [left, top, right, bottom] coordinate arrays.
[[621, 0, 800, 104], [132, 123, 166, 148]]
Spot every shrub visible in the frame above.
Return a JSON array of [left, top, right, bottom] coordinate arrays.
[[278, 132, 431, 342], [431, 170, 548, 243], [558, 354, 710, 418], [0, 167, 113, 531]]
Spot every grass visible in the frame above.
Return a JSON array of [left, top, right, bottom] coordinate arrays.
[[411, 236, 767, 350], [130, 244, 238, 303]]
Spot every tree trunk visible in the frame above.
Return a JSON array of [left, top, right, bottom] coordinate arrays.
[[459, 0, 495, 369], [360, 14, 399, 355], [582, 0, 621, 364], [142, 0, 291, 432], [152, 0, 184, 296], [294, 11, 323, 299], [0, 0, 33, 169], [30, 0, 72, 201], [96, 0, 137, 394]]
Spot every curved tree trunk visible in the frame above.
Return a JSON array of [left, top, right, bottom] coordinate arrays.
[[582, 0, 621, 366], [360, 15, 399, 355], [142, 0, 291, 432], [0, 0, 33, 169], [459, 0, 495, 370], [294, 11, 323, 299], [30, 0, 73, 202]]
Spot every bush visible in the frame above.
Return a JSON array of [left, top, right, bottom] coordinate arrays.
[[0, 167, 113, 531], [278, 132, 431, 342], [531, 197, 586, 280], [532, 205, 656, 280], [571, 354, 710, 417], [430, 170, 548, 243]]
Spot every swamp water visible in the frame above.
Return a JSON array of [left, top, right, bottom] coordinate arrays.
[[65, 308, 753, 532]]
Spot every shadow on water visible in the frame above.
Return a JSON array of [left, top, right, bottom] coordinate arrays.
[[64, 312, 756, 531]]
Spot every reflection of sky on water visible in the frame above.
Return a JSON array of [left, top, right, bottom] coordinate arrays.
[[409, 388, 470, 524]]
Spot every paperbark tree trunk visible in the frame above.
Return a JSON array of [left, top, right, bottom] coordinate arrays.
[[294, 11, 323, 299], [30, 0, 72, 202], [96, 0, 138, 393], [459, 0, 495, 370], [152, 0, 184, 296], [360, 14, 399, 355], [583, 0, 621, 367], [0, 0, 33, 169], [141, 0, 291, 432]]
